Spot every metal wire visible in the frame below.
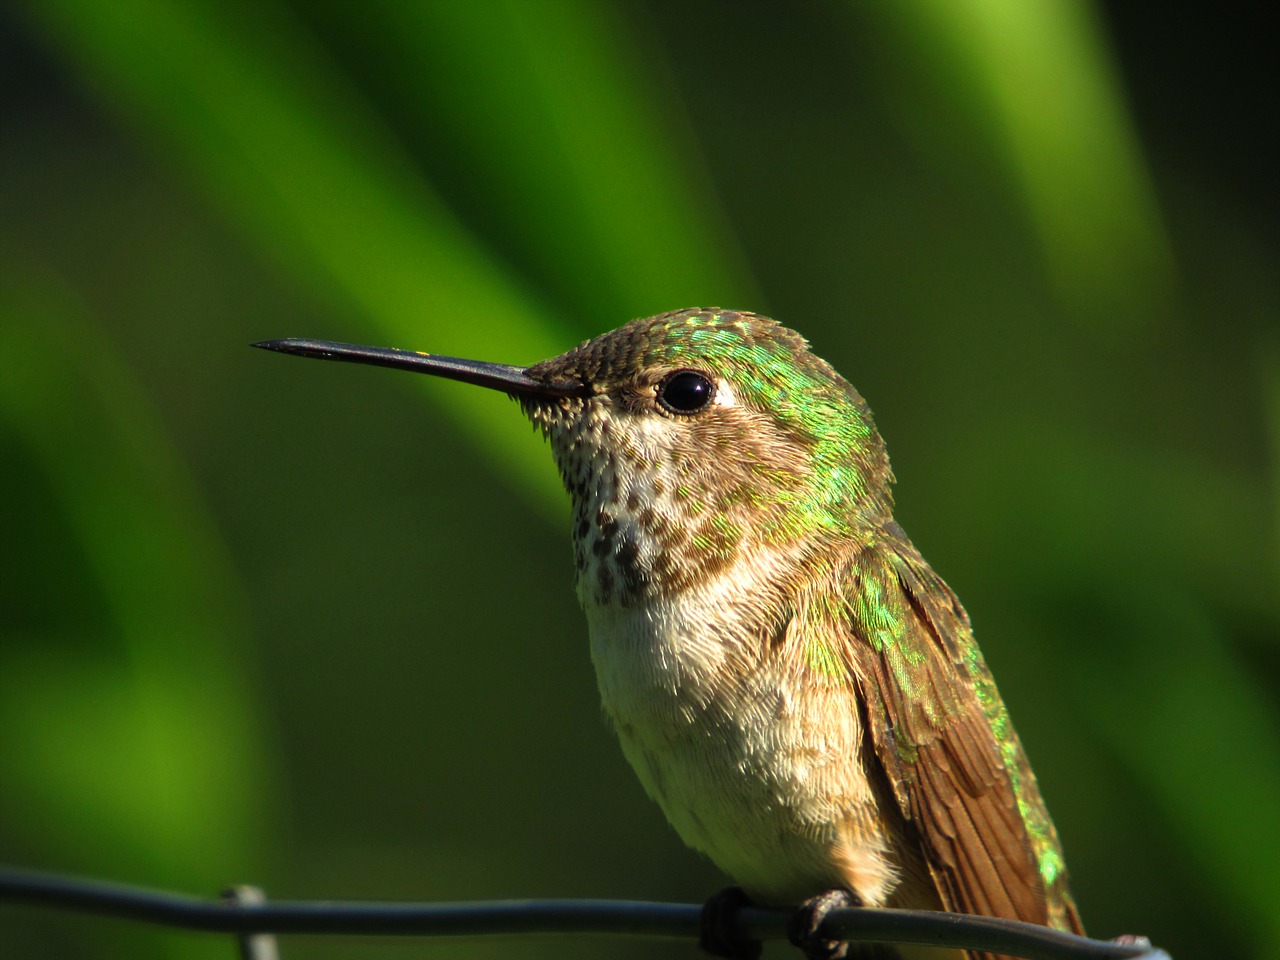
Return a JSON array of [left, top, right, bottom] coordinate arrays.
[[0, 866, 1169, 960]]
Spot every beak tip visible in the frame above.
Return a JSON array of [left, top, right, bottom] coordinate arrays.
[[253, 339, 336, 361]]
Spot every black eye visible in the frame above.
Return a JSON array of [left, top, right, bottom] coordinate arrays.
[[657, 370, 715, 415]]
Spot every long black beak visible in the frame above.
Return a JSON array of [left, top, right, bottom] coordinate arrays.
[[252, 338, 589, 399]]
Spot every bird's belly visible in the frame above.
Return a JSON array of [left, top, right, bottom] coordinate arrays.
[[585, 601, 900, 906], [610, 699, 858, 904]]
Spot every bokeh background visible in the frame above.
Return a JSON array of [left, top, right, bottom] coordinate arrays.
[[1, 2, 1276, 959]]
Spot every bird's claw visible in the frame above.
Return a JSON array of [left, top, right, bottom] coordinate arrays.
[[787, 888, 860, 960], [700, 886, 761, 959]]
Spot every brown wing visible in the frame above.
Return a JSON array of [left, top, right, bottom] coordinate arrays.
[[842, 526, 1082, 945]]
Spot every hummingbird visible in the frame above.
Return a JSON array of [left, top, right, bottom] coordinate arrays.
[[256, 308, 1083, 960]]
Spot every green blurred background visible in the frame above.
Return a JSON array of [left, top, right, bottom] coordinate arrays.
[[1, 2, 1275, 958]]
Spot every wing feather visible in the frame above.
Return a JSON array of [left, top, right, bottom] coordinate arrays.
[[840, 526, 1082, 949]]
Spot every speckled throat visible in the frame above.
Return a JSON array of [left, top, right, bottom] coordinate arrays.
[[536, 399, 752, 606]]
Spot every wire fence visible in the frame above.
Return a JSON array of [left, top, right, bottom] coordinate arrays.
[[0, 866, 1169, 960]]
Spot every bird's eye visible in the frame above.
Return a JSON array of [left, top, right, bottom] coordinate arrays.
[[657, 370, 715, 415]]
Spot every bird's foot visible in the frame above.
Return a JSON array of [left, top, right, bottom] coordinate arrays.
[[700, 886, 761, 960], [787, 888, 860, 960]]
